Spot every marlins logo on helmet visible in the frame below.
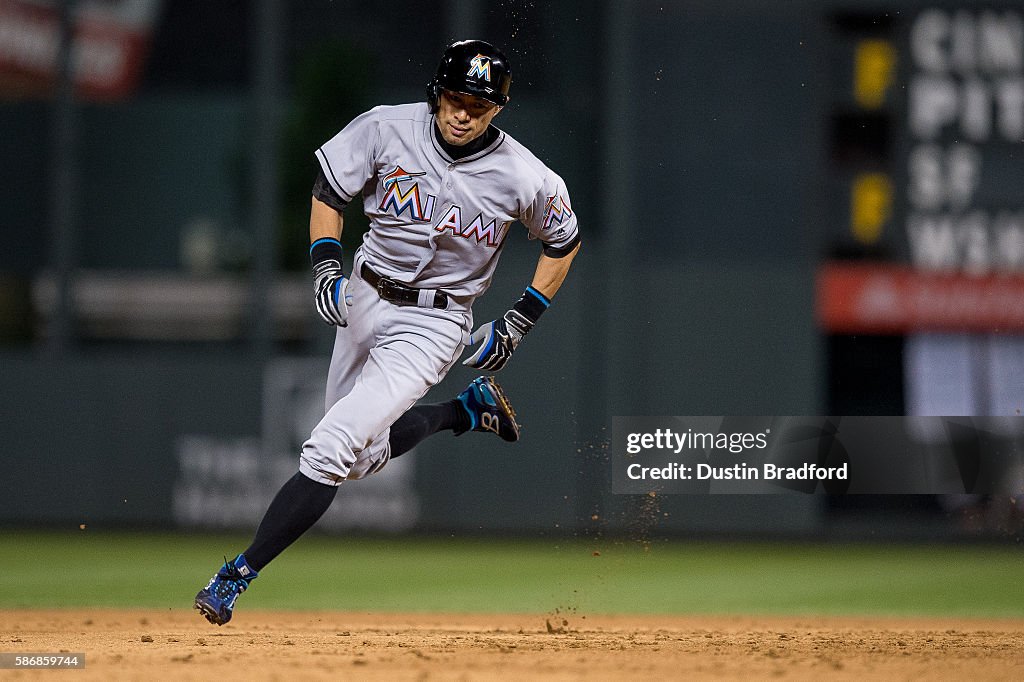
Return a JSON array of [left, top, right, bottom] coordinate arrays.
[[467, 54, 492, 81]]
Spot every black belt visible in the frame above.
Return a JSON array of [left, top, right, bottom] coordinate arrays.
[[360, 263, 449, 310]]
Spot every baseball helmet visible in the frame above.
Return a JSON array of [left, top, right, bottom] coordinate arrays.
[[427, 39, 512, 111]]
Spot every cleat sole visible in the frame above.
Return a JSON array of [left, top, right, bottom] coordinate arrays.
[[194, 600, 227, 626], [484, 378, 520, 442]]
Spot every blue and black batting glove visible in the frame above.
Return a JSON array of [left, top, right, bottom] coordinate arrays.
[[463, 286, 550, 372], [310, 238, 352, 327]]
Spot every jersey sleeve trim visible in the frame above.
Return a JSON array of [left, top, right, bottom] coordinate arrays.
[[542, 233, 581, 258], [312, 167, 349, 211], [314, 147, 356, 203]]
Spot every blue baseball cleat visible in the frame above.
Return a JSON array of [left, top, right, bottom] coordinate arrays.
[[194, 554, 258, 626], [456, 376, 520, 442]]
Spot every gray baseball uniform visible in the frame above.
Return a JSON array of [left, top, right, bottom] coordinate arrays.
[[299, 102, 579, 485]]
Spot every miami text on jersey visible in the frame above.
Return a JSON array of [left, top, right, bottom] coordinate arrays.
[[379, 165, 436, 222], [434, 205, 505, 247]]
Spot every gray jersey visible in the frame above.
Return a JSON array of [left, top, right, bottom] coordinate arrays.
[[315, 102, 579, 300]]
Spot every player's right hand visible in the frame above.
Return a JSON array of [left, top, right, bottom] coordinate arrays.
[[462, 309, 531, 371], [312, 262, 352, 326]]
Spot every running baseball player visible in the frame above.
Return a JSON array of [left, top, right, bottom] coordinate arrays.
[[194, 39, 580, 625]]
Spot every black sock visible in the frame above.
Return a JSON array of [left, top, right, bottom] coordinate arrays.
[[388, 400, 469, 458], [241, 472, 338, 571]]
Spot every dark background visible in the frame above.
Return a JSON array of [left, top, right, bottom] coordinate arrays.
[[0, 0, 1020, 541]]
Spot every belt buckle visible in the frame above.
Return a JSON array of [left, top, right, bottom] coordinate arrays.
[[376, 276, 391, 300]]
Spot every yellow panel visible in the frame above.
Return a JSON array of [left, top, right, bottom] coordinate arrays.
[[854, 40, 896, 109], [851, 173, 893, 244]]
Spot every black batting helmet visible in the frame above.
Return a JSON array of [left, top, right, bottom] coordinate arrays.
[[427, 39, 512, 112]]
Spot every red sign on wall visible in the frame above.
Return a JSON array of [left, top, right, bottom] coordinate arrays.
[[817, 261, 1024, 334], [0, 0, 160, 100]]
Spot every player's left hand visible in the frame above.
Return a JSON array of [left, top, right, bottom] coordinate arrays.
[[313, 263, 353, 327], [310, 237, 353, 327], [463, 308, 534, 371]]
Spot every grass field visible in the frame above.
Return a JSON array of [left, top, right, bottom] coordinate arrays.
[[1, 530, 1021, 617]]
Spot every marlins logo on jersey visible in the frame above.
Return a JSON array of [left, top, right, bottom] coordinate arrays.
[[379, 165, 436, 222], [543, 194, 573, 232], [467, 54, 492, 81]]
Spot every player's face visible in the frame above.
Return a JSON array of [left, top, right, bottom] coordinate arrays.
[[436, 90, 502, 146]]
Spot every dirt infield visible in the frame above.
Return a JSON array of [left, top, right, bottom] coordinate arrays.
[[2, 609, 1023, 680]]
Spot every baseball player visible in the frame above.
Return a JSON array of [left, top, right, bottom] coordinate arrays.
[[194, 39, 580, 625]]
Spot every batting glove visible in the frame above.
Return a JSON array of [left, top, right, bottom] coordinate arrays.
[[310, 238, 352, 327], [463, 286, 550, 371]]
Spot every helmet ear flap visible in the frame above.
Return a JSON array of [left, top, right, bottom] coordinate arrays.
[[426, 79, 441, 113]]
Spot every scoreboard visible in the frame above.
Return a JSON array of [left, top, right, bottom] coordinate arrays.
[[819, 5, 1024, 333], [904, 7, 1024, 273]]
